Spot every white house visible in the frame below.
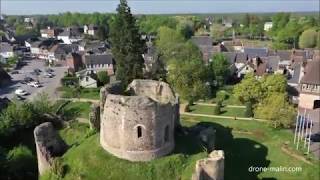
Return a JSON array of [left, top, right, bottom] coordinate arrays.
[[264, 22, 273, 31], [77, 70, 98, 88], [0, 42, 14, 59], [57, 28, 82, 44]]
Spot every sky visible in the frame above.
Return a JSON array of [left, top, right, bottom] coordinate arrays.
[[1, 0, 319, 15]]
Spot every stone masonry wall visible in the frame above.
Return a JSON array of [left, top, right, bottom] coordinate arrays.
[[100, 79, 179, 161], [34, 122, 67, 175]]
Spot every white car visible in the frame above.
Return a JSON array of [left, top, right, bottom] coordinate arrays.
[[44, 73, 54, 78], [15, 89, 28, 96], [27, 81, 41, 88]]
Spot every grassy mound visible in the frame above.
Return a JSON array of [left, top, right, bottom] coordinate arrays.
[[42, 122, 207, 180]]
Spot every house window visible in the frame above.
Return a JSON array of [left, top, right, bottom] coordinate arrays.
[[137, 126, 142, 138], [164, 125, 169, 142]]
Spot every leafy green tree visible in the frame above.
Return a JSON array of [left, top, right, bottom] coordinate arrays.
[[210, 24, 226, 40], [139, 15, 177, 34], [254, 93, 296, 128], [6, 145, 36, 179], [109, 0, 146, 86], [233, 73, 263, 103], [299, 29, 318, 48], [167, 58, 210, 103], [97, 25, 108, 41], [210, 53, 230, 86], [97, 71, 109, 85], [260, 74, 287, 99], [156, 26, 185, 60]]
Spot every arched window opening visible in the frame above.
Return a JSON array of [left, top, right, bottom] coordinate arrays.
[[164, 125, 169, 142], [137, 126, 142, 138]]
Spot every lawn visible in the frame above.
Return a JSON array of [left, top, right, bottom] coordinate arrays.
[[190, 104, 246, 117], [40, 115, 320, 180], [58, 87, 100, 100], [61, 102, 92, 119], [181, 115, 319, 180], [42, 122, 207, 180]]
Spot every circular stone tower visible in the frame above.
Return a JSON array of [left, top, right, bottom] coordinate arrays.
[[100, 79, 179, 161]]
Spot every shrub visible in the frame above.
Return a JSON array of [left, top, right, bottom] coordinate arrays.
[[213, 101, 222, 115], [245, 101, 254, 117], [216, 90, 229, 102], [51, 157, 66, 178], [6, 145, 36, 179], [97, 71, 109, 86]]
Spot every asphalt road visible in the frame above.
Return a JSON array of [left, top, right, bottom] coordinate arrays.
[[0, 58, 67, 101]]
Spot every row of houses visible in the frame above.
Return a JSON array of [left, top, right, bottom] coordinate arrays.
[[40, 25, 98, 44]]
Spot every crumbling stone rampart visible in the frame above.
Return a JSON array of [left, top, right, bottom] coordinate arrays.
[[34, 122, 67, 175], [192, 150, 225, 180]]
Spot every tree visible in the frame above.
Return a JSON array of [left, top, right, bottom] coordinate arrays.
[[210, 24, 226, 40], [299, 29, 318, 48], [254, 93, 296, 128], [210, 53, 230, 86], [97, 25, 108, 41], [167, 58, 210, 103], [109, 0, 146, 86], [156, 26, 185, 60], [233, 73, 263, 103], [97, 71, 109, 85]]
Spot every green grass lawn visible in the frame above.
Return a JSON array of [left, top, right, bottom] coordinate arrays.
[[42, 122, 207, 180], [41, 113, 319, 180], [58, 87, 100, 100], [181, 115, 319, 180], [190, 104, 246, 117], [61, 102, 91, 119]]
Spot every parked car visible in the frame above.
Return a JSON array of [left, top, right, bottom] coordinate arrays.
[[30, 71, 40, 76], [15, 89, 28, 96], [22, 77, 34, 84], [310, 133, 320, 142], [11, 70, 19, 74], [46, 68, 54, 73], [34, 68, 42, 73], [27, 81, 41, 88], [44, 73, 54, 78], [15, 95, 26, 101]]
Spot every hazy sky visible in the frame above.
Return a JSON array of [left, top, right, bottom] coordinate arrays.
[[1, 0, 319, 15]]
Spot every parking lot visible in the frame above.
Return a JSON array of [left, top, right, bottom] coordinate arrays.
[[0, 58, 67, 101]]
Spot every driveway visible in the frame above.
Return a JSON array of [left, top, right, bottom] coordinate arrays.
[[0, 58, 67, 101]]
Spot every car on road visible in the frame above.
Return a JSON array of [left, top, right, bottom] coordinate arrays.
[[11, 70, 19, 74], [15, 89, 29, 96], [21, 77, 34, 84]]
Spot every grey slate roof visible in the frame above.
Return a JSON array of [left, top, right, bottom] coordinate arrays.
[[84, 54, 113, 65], [244, 48, 268, 59], [191, 36, 213, 47], [266, 56, 280, 72], [288, 63, 301, 84], [300, 59, 320, 85], [0, 42, 13, 52]]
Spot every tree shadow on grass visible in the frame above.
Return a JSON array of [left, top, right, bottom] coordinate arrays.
[[175, 121, 271, 180]]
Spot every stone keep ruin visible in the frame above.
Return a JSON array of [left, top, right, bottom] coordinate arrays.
[[99, 79, 179, 161], [34, 122, 67, 175]]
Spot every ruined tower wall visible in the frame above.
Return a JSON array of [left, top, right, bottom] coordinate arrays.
[[100, 80, 178, 161]]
